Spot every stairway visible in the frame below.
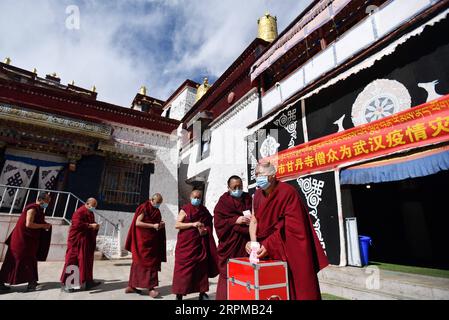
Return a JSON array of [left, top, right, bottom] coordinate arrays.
[[318, 264, 449, 300], [0, 184, 121, 260]]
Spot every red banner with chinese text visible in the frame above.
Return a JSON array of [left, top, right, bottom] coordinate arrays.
[[266, 95, 449, 180]]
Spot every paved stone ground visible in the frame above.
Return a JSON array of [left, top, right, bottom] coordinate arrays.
[[0, 256, 217, 300]]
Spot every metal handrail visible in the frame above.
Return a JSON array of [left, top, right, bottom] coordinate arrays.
[[0, 184, 121, 258], [0, 184, 119, 230]]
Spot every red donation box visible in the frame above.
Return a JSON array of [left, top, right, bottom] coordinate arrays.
[[227, 257, 289, 300]]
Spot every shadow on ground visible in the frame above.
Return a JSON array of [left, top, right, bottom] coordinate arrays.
[[88, 279, 127, 294]]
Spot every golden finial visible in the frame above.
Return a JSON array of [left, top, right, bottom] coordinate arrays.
[[70, 80, 75, 85], [3, 57, 11, 65], [257, 12, 278, 42], [139, 85, 147, 96], [91, 85, 96, 92], [32, 68, 37, 74], [195, 77, 211, 102]]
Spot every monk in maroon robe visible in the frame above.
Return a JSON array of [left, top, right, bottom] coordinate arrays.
[[213, 175, 251, 300], [125, 193, 166, 298], [247, 161, 329, 300], [0, 192, 52, 293], [60, 198, 100, 292], [172, 190, 219, 300]]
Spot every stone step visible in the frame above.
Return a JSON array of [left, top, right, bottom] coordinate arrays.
[[94, 251, 106, 261], [318, 265, 449, 300], [319, 279, 411, 300], [378, 269, 449, 300]]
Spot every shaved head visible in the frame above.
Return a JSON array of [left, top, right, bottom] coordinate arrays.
[[152, 193, 163, 202], [191, 190, 202, 198], [86, 198, 97, 207], [255, 160, 277, 176], [37, 192, 51, 202]]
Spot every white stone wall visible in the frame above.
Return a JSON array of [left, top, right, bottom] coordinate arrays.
[[95, 209, 133, 256], [179, 91, 259, 214], [149, 142, 179, 254], [163, 87, 197, 121]]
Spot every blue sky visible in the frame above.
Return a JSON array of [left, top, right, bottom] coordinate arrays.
[[0, 0, 312, 107]]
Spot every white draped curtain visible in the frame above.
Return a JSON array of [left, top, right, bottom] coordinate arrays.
[[0, 160, 37, 209]]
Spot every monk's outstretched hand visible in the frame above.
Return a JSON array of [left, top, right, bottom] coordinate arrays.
[[198, 226, 208, 236], [89, 223, 100, 230], [236, 216, 250, 225], [245, 241, 251, 254], [42, 223, 52, 230], [257, 245, 268, 259], [192, 221, 202, 228]]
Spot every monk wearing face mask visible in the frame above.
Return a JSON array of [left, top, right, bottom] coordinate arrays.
[[213, 175, 251, 300], [0, 192, 52, 293], [60, 198, 100, 292], [125, 193, 166, 298], [172, 189, 218, 300], [246, 161, 329, 300]]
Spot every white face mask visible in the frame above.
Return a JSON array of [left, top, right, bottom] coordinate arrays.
[[256, 175, 271, 190], [229, 189, 243, 198], [152, 202, 161, 209]]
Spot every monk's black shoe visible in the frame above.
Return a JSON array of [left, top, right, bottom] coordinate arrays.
[[26, 282, 44, 292], [85, 281, 101, 290], [199, 293, 209, 300], [0, 283, 10, 293], [176, 294, 183, 300], [60, 285, 75, 293]]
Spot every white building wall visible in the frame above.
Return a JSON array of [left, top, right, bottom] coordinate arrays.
[[149, 142, 179, 254], [260, 0, 436, 117], [163, 87, 197, 121], [179, 91, 259, 214]]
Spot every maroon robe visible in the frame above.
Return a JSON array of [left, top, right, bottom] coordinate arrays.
[[125, 200, 166, 289], [254, 181, 329, 300], [172, 203, 219, 295], [60, 206, 98, 286], [213, 192, 251, 300], [0, 203, 52, 285]]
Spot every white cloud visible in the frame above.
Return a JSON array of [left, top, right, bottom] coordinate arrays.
[[0, 0, 312, 107]]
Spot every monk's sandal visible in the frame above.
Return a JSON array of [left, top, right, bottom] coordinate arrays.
[[0, 283, 10, 292]]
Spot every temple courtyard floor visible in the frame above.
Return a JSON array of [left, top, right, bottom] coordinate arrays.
[[1, 255, 448, 300]]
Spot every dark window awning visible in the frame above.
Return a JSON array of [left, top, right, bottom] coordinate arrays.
[[340, 145, 449, 185]]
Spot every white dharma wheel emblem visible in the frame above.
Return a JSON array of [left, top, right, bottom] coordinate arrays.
[[364, 95, 395, 122], [259, 135, 280, 158], [351, 79, 411, 126]]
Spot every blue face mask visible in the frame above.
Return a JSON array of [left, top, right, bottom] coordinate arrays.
[[230, 189, 243, 198], [153, 203, 160, 209], [40, 203, 49, 209], [191, 198, 201, 206], [256, 176, 271, 190], [87, 206, 96, 212]]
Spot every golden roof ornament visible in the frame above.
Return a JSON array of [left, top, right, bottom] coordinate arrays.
[[257, 12, 278, 42], [91, 85, 96, 92], [195, 77, 211, 102], [70, 80, 75, 85], [32, 68, 37, 74], [3, 57, 11, 65], [51, 72, 58, 78], [139, 85, 147, 96]]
